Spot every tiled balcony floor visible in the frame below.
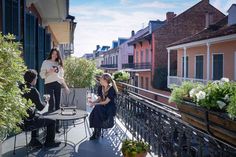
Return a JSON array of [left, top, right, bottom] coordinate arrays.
[[2, 107, 153, 157]]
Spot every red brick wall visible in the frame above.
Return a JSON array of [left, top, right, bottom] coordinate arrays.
[[152, 0, 225, 82]]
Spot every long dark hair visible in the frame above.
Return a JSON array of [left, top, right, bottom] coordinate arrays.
[[47, 48, 63, 67]]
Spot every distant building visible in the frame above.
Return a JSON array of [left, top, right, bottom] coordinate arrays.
[[167, 4, 236, 87], [126, 20, 165, 97], [101, 38, 130, 73], [93, 45, 110, 68], [81, 53, 94, 60], [152, 0, 225, 90]]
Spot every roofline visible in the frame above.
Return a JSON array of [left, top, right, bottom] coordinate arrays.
[[167, 33, 236, 50]]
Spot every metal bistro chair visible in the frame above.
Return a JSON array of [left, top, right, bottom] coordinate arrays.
[[13, 121, 45, 156]]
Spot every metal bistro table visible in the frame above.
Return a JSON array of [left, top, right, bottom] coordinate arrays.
[[44, 108, 91, 146]]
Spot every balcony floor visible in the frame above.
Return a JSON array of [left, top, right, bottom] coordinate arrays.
[[2, 106, 153, 157]]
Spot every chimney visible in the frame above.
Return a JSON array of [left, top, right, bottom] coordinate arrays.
[[166, 12, 176, 22], [131, 30, 135, 37], [96, 45, 100, 51], [202, 0, 209, 4], [228, 4, 236, 26]]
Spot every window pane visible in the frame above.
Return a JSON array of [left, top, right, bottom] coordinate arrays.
[[196, 56, 203, 79], [213, 54, 223, 80], [136, 51, 139, 63], [141, 51, 144, 62], [146, 49, 149, 63]]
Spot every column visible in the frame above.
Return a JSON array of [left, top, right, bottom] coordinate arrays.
[[167, 49, 170, 86], [207, 43, 210, 81], [184, 47, 187, 80]]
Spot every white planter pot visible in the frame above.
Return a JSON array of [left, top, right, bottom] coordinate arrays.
[[61, 88, 87, 111]]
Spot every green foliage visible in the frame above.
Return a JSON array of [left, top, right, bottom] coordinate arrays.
[[113, 70, 130, 82], [170, 78, 236, 118], [169, 81, 200, 104], [0, 33, 31, 139], [94, 68, 104, 76], [153, 66, 167, 90], [64, 57, 97, 88], [121, 139, 149, 157], [227, 90, 236, 119]]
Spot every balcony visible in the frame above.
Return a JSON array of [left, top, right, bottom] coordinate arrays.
[[101, 64, 118, 69], [122, 62, 151, 71], [168, 76, 208, 87], [2, 83, 236, 157]]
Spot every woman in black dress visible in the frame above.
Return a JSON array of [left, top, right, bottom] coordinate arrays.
[[89, 73, 118, 140]]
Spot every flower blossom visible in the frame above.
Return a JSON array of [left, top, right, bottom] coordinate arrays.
[[195, 91, 206, 102]]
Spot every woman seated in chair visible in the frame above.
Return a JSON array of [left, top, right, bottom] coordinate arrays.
[[89, 73, 118, 140]]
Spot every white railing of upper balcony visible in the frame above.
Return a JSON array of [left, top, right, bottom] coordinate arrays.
[[168, 76, 208, 86]]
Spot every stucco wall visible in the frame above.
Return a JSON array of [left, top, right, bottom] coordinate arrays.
[[177, 40, 236, 80]]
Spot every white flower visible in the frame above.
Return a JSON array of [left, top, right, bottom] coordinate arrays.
[[195, 91, 206, 102], [217, 101, 226, 109], [221, 78, 229, 82], [189, 88, 197, 98], [224, 94, 230, 102]]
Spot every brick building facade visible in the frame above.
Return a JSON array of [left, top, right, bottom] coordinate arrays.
[[152, 0, 225, 89]]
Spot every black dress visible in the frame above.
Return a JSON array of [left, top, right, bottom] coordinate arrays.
[[89, 86, 117, 129]]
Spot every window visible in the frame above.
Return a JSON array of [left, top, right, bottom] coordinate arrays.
[[3, 0, 21, 40], [136, 51, 139, 63], [141, 77, 144, 88], [128, 55, 133, 64], [145, 77, 149, 90], [213, 54, 223, 80], [195, 56, 204, 79], [182, 56, 189, 77], [146, 49, 149, 63], [116, 55, 118, 65], [24, 12, 36, 69], [141, 51, 144, 62], [113, 56, 115, 64]]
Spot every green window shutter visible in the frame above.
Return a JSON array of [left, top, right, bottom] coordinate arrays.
[[3, 0, 20, 40], [24, 12, 36, 69], [44, 33, 51, 59], [36, 26, 45, 95]]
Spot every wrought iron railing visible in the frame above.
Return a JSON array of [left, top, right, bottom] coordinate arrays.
[[114, 82, 236, 157], [122, 62, 151, 69], [101, 64, 118, 68]]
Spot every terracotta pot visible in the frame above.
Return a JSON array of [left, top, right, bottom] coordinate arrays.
[[177, 101, 236, 146]]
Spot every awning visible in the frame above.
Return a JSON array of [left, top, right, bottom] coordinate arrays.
[[48, 21, 71, 44]]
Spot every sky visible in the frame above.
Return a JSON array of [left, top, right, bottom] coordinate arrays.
[[69, 0, 235, 57]]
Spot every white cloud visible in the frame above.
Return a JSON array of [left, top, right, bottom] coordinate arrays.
[[71, 5, 165, 57], [131, 1, 175, 9]]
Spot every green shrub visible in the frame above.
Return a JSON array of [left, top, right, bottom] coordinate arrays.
[[64, 57, 97, 88], [113, 70, 130, 82], [0, 33, 31, 139]]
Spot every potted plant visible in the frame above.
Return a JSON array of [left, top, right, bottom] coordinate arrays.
[[121, 139, 149, 157], [62, 57, 97, 110], [0, 34, 31, 156], [169, 79, 236, 146], [113, 70, 130, 92]]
